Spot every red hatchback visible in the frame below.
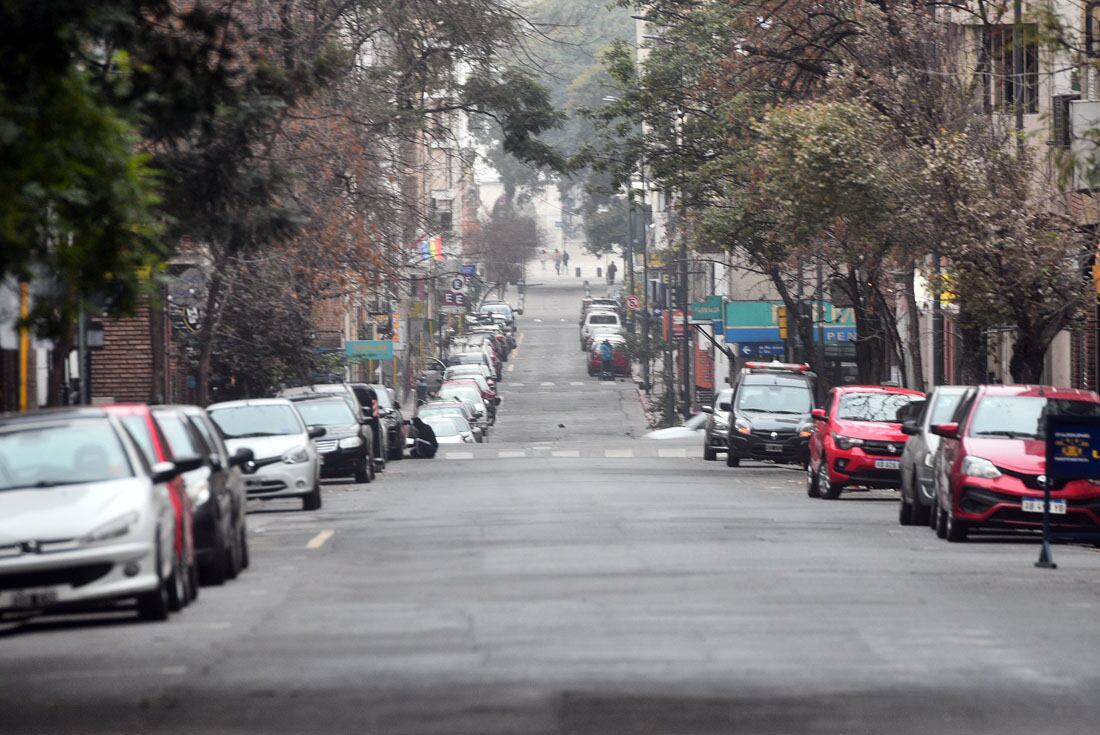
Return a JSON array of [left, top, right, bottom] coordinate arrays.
[[587, 338, 629, 377], [931, 384, 1100, 542], [807, 385, 925, 499], [105, 404, 198, 609]]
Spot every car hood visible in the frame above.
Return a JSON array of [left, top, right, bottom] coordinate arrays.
[[225, 434, 307, 461], [738, 412, 806, 431], [316, 425, 360, 440], [831, 419, 906, 441], [0, 477, 149, 544], [645, 426, 703, 439], [965, 437, 1044, 473]]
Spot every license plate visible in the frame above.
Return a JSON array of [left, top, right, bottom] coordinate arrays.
[[765, 443, 784, 453], [11, 588, 58, 609], [1022, 498, 1067, 515], [875, 459, 901, 470]]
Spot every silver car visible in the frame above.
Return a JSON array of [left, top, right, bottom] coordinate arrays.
[[0, 409, 194, 621], [898, 386, 967, 526], [207, 399, 325, 511], [700, 388, 733, 461]]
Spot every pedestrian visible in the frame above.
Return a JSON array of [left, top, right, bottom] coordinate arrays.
[[598, 339, 614, 379], [409, 416, 438, 459], [539, 249, 547, 272], [562, 250, 570, 272], [607, 261, 617, 285]]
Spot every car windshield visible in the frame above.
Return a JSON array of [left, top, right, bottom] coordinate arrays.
[[0, 420, 134, 490], [370, 387, 393, 410], [589, 314, 618, 325], [294, 399, 356, 426], [420, 406, 464, 420], [929, 392, 965, 425], [424, 417, 460, 437], [837, 392, 920, 422], [969, 396, 1100, 440], [440, 386, 481, 404], [738, 384, 812, 414], [209, 405, 302, 438], [447, 354, 484, 365], [156, 414, 200, 458], [480, 304, 512, 317]]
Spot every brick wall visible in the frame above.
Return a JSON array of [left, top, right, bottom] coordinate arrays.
[[90, 302, 172, 404]]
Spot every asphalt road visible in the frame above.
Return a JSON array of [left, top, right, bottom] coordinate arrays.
[[4, 276, 1100, 734]]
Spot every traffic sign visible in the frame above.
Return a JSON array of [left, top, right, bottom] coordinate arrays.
[[625, 295, 641, 311], [449, 276, 467, 292], [442, 291, 466, 307]]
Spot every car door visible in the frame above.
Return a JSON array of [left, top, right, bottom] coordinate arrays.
[[811, 389, 838, 470], [189, 412, 241, 530]]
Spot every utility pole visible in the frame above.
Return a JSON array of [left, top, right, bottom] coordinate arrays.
[[932, 247, 944, 385], [1013, 0, 1024, 153], [18, 278, 29, 411], [664, 279, 675, 422], [677, 109, 691, 419], [640, 171, 651, 394], [626, 191, 636, 330]]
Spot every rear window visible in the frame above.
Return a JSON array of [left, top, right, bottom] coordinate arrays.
[[589, 314, 618, 325], [929, 392, 964, 425], [0, 420, 134, 490], [209, 404, 303, 438]]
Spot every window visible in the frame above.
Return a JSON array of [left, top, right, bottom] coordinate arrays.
[[0, 420, 134, 491], [984, 24, 1038, 114], [837, 392, 922, 422]]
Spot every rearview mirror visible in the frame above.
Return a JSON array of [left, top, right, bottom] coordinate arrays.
[[900, 420, 919, 436], [307, 426, 326, 439], [811, 408, 827, 422], [229, 447, 254, 467], [718, 402, 731, 412], [151, 461, 181, 484], [700, 406, 713, 414], [172, 454, 204, 474], [930, 422, 959, 439]]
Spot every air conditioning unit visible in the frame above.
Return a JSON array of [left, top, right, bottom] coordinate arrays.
[[1070, 99, 1100, 191]]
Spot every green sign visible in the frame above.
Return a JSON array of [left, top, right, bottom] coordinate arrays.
[[689, 295, 725, 323], [345, 340, 393, 361]]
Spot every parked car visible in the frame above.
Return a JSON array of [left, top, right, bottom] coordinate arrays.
[[421, 415, 477, 444], [897, 386, 967, 526], [106, 403, 200, 609], [580, 309, 622, 351], [931, 384, 1100, 542], [152, 406, 252, 584], [366, 384, 405, 461], [479, 302, 516, 331], [286, 394, 374, 484], [443, 376, 499, 421], [207, 399, 325, 511], [418, 401, 485, 442], [725, 362, 816, 468], [444, 364, 496, 387], [281, 383, 385, 473], [583, 324, 626, 353], [587, 335, 630, 377], [644, 413, 707, 439], [445, 350, 499, 382], [438, 383, 491, 434], [0, 408, 200, 621], [699, 388, 733, 460], [806, 385, 925, 499], [580, 297, 620, 324]]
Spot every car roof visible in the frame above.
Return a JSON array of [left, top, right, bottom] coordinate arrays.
[[976, 384, 1100, 401], [836, 385, 924, 396], [0, 406, 110, 425], [207, 398, 294, 409]]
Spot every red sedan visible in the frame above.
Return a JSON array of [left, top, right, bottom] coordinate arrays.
[[807, 385, 924, 499], [931, 384, 1100, 542], [587, 338, 629, 376]]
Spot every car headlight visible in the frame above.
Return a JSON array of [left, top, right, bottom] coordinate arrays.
[[923, 452, 936, 468], [81, 511, 139, 545], [961, 456, 1002, 479], [832, 433, 864, 450], [713, 416, 729, 430], [799, 429, 812, 438], [734, 418, 752, 435], [189, 481, 211, 506], [282, 446, 310, 464], [338, 436, 363, 449]]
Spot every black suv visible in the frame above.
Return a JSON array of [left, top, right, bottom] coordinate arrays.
[[287, 394, 374, 483], [725, 362, 816, 467]]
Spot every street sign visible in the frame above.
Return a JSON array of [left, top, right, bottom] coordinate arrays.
[[625, 295, 641, 311], [689, 295, 724, 324], [460, 264, 477, 277], [1046, 414, 1100, 480], [734, 342, 785, 359], [345, 340, 393, 361], [449, 276, 467, 292], [442, 291, 466, 307]]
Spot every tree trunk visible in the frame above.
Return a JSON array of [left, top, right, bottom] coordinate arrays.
[[902, 262, 925, 391], [957, 309, 986, 385], [1009, 330, 1047, 384], [850, 271, 886, 385], [47, 328, 73, 406], [195, 250, 231, 406]]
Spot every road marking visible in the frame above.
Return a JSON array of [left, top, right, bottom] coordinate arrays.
[[445, 451, 474, 460], [604, 448, 635, 458], [497, 450, 526, 458], [305, 529, 334, 549], [658, 448, 687, 458], [552, 450, 580, 457], [518, 333, 525, 345], [508, 363, 515, 373], [511, 382, 525, 387], [25, 666, 188, 682], [534, 319, 543, 322], [540, 381, 555, 387], [570, 381, 584, 386]]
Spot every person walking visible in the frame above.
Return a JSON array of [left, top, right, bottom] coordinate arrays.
[[553, 248, 562, 275], [607, 260, 617, 285], [562, 250, 570, 274], [539, 249, 547, 272], [598, 338, 614, 380]]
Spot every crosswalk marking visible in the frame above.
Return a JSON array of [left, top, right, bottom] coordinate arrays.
[[569, 381, 584, 386], [540, 381, 555, 387], [604, 448, 635, 458], [552, 450, 580, 457], [444, 451, 473, 460], [497, 450, 526, 458], [658, 448, 687, 458]]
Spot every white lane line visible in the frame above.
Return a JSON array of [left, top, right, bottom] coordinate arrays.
[[518, 333, 526, 345], [569, 381, 584, 386], [540, 381, 555, 387], [497, 450, 526, 458], [534, 319, 543, 322], [445, 451, 474, 460], [604, 449, 635, 458], [552, 450, 580, 457], [658, 448, 687, 458], [305, 529, 335, 549], [508, 363, 515, 373], [511, 382, 525, 387], [25, 666, 188, 682]]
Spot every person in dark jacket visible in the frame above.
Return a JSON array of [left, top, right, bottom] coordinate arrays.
[[410, 416, 438, 459]]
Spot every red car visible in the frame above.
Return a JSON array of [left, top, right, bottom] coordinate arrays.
[[105, 404, 198, 610], [931, 384, 1100, 542], [807, 385, 925, 499], [587, 337, 629, 376]]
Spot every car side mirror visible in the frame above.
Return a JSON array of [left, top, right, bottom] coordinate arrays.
[[229, 447, 254, 467], [811, 408, 827, 422], [307, 426, 326, 439], [718, 402, 731, 412], [901, 420, 919, 436], [394, 401, 401, 409], [930, 422, 959, 439], [151, 461, 181, 484], [700, 406, 713, 414], [208, 452, 224, 471], [173, 454, 204, 474]]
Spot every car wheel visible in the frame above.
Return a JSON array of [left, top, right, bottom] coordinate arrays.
[[704, 444, 716, 461], [388, 441, 403, 461], [912, 499, 931, 526], [806, 463, 821, 498], [238, 522, 250, 570], [725, 450, 740, 467], [935, 504, 948, 539], [137, 542, 171, 622], [303, 483, 322, 511], [945, 507, 969, 543], [819, 463, 841, 500], [226, 521, 241, 580], [898, 495, 914, 526], [354, 463, 370, 483], [167, 552, 187, 612], [204, 522, 231, 586]]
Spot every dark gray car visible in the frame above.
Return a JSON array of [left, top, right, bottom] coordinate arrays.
[[898, 386, 967, 526], [700, 388, 733, 461]]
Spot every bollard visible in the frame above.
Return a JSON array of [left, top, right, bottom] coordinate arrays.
[[596, 267, 602, 278], [575, 266, 581, 277]]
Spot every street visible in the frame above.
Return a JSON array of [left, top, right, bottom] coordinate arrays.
[[4, 276, 1100, 735]]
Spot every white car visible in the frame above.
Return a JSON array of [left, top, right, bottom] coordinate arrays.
[[644, 413, 708, 439], [0, 409, 196, 621], [207, 399, 325, 511], [581, 309, 622, 351], [421, 415, 476, 444]]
